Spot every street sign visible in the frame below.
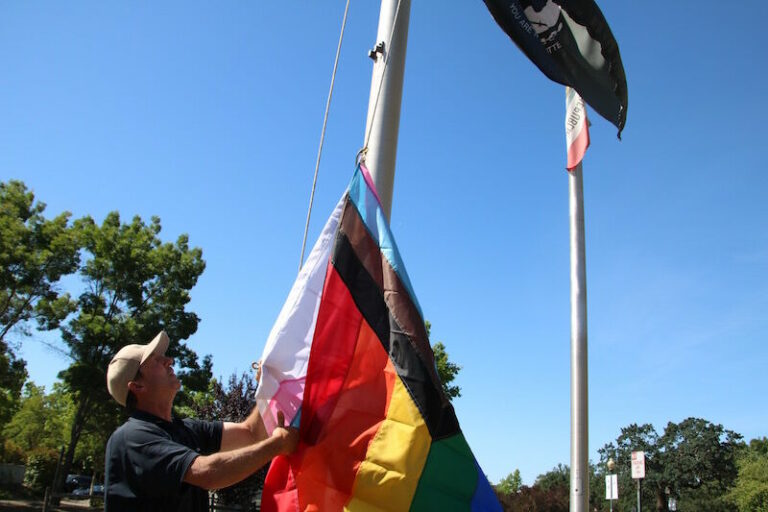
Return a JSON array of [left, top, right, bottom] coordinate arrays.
[[631, 451, 646, 479], [605, 474, 619, 500]]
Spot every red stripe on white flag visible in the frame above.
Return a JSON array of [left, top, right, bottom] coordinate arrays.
[[565, 87, 590, 171]]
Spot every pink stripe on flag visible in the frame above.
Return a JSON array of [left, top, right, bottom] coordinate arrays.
[[359, 163, 382, 205], [268, 377, 306, 428]]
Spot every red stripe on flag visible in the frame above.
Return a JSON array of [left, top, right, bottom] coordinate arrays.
[[265, 266, 397, 511], [261, 456, 298, 512], [301, 264, 365, 444], [567, 123, 590, 171]]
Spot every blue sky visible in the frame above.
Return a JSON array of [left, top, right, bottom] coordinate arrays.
[[2, 2, 767, 485]]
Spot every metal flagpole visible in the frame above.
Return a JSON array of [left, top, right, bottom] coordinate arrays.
[[362, 0, 411, 220], [569, 161, 589, 512]]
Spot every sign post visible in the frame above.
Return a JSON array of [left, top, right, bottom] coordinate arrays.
[[631, 451, 645, 512], [605, 474, 618, 512]]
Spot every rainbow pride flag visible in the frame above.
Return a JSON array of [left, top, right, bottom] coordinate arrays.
[[255, 165, 501, 511]]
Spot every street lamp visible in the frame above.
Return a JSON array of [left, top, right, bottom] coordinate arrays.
[[606, 458, 617, 512], [665, 486, 677, 511]]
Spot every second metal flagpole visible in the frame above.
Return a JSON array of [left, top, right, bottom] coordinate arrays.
[[569, 161, 589, 512]]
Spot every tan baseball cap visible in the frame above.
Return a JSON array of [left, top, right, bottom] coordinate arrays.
[[107, 331, 170, 406]]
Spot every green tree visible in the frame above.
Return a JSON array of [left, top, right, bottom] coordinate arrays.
[[3, 382, 69, 456], [598, 418, 742, 512], [72, 391, 123, 478], [425, 321, 461, 400], [2, 381, 73, 492], [530, 462, 604, 512], [0, 181, 80, 427], [727, 437, 768, 512], [53, 212, 209, 494], [3, 380, 111, 480], [535, 463, 570, 492], [530, 465, 570, 512], [497, 469, 523, 495], [495, 484, 569, 512]]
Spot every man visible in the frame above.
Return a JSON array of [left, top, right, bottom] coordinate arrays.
[[105, 331, 298, 511]]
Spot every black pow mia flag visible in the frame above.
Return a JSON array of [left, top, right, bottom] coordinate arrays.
[[484, 0, 628, 137]]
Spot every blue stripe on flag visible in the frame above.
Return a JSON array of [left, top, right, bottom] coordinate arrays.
[[347, 166, 423, 318], [471, 459, 503, 512]]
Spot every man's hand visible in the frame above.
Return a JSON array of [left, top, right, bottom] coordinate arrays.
[[185, 410, 300, 490], [272, 411, 299, 455], [253, 360, 262, 383]]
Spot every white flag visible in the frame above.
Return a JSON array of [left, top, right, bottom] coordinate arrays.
[[565, 87, 590, 171]]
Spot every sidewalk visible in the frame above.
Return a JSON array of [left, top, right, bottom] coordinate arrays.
[[0, 498, 98, 511]]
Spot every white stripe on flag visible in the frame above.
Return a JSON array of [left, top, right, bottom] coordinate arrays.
[[254, 193, 344, 434]]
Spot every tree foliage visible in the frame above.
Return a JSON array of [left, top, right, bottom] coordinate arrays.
[[535, 463, 570, 492], [0, 181, 80, 426], [1, 380, 110, 478], [2, 382, 71, 457], [598, 418, 742, 512], [187, 372, 257, 423], [494, 463, 605, 512], [425, 321, 462, 400], [23, 451, 60, 493], [497, 469, 523, 495], [727, 437, 768, 512], [0, 184, 213, 490], [495, 484, 569, 512], [54, 212, 209, 493], [2, 381, 90, 494]]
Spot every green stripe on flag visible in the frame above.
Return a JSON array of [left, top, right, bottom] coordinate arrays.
[[410, 433, 478, 511]]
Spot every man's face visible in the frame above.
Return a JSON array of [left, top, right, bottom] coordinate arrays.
[[135, 353, 181, 397]]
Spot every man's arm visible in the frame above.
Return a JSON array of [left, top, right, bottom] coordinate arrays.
[[220, 404, 268, 452], [184, 412, 297, 490]]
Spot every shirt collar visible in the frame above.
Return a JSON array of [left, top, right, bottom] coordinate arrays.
[[130, 409, 175, 426]]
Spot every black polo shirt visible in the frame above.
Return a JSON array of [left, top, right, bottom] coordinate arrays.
[[104, 410, 223, 512]]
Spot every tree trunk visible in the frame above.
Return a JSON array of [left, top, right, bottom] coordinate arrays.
[[52, 395, 91, 502], [655, 488, 668, 512]]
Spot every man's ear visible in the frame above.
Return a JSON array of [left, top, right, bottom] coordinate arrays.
[[127, 380, 145, 394]]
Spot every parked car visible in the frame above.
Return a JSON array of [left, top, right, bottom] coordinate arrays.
[[72, 484, 103, 497], [65, 474, 92, 492]]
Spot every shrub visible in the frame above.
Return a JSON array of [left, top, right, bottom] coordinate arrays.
[[23, 449, 58, 493]]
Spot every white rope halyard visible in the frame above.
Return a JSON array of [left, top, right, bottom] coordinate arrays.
[[298, 0, 352, 270]]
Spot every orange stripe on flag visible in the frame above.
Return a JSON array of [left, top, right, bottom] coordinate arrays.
[[347, 377, 431, 510], [297, 269, 397, 510]]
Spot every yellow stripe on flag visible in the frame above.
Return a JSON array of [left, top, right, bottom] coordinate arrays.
[[345, 378, 431, 511]]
